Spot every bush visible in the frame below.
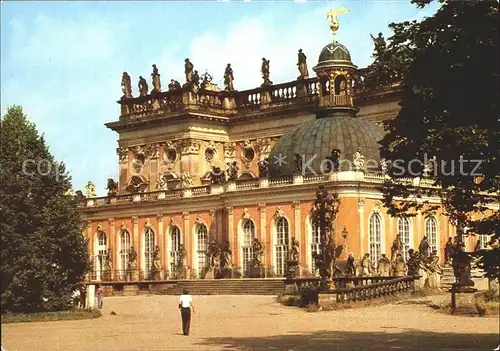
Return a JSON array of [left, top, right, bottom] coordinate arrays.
[[305, 303, 319, 312], [277, 294, 300, 306], [2, 308, 101, 323], [298, 285, 319, 307]]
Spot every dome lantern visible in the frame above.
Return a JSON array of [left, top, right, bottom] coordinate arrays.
[[313, 8, 358, 114]]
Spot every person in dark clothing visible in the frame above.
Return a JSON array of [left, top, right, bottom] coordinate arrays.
[[178, 289, 194, 336]]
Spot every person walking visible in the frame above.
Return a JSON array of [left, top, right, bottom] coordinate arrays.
[[96, 285, 103, 309], [178, 289, 194, 336]]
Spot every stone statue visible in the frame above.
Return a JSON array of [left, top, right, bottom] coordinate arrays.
[[191, 70, 200, 88], [156, 176, 168, 190], [104, 248, 113, 271], [224, 63, 234, 91], [226, 161, 239, 181], [184, 58, 194, 86], [258, 158, 270, 178], [406, 249, 420, 276], [85, 181, 96, 197], [126, 175, 148, 193], [121, 72, 132, 99], [390, 234, 404, 261], [370, 32, 386, 56], [63, 188, 73, 196], [419, 236, 431, 260], [451, 245, 474, 286], [391, 253, 407, 277], [325, 148, 341, 173], [326, 8, 349, 32], [74, 190, 85, 201], [344, 253, 356, 277], [252, 238, 264, 266], [181, 172, 193, 188], [178, 244, 187, 268], [261, 57, 272, 86], [444, 237, 454, 266], [138, 76, 149, 97], [106, 178, 119, 196], [353, 147, 365, 171], [297, 49, 309, 80], [378, 253, 391, 276], [168, 79, 181, 91], [360, 253, 374, 277], [209, 166, 226, 184], [151, 64, 161, 93], [380, 158, 388, 173], [207, 239, 221, 268], [289, 237, 300, 261], [221, 240, 232, 268], [128, 246, 138, 270]]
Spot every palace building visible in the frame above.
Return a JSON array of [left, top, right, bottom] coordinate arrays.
[[81, 12, 491, 285]]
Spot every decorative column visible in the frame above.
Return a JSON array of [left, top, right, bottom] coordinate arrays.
[[292, 201, 302, 264], [157, 213, 164, 279], [109, 217, 116, 275], [226, 206, 235, 264], [132, 216, 139, 270], [358, 199, 365, 255], [258, 204, 267, 265], [182, 212, 191, 275], [87, 220, 93, 255]]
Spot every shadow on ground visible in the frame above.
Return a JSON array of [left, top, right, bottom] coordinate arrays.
[[197, 329, 499, 351]]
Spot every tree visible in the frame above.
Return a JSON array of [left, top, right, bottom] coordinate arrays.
[[0, 106, 88, 312], [371, 1, 499, 278]]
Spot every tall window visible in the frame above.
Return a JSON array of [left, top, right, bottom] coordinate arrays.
[[169, 226, 181, 273], [397, 216, 411, 260], [369, 214, 382, 264], [95, 231, 107, 280], [275, 217, 289, 276], [310, 219, 320, 273], [119, 230, 130, 273], [196, 224, 208, 277], [425, 217, 438, 253], [144, 228, 155, 274], [479, 234, 490, 250], [242, 219, 256, 276]]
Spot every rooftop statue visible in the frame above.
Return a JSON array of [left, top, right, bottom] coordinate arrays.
[[106, 178, 119, 196], [121, 72, 132, 99], [224, 64, 235, 91], [192, 70, 200, 88], [151, 64, 161, 93], [138, 76, 149, 97], [370, 33, 386, 56], [297, 49, 309, 80], [326, 7, 349, 37], [261, 58, 272, 86], [85, 181, 96, 197], [184, 58, 194, 87], [168, 79, 182, 91]]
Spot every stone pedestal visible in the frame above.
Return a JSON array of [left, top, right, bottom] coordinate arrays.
[[259, 178, 269, 188], [210, 184, 223, 195], [286, 260, 300, 278], [318, 292, 335, 309], [204, 266, 220, 279], [249, 265, 265, 278], [451, 284, 478, 315], [86, 285, 95, 309]]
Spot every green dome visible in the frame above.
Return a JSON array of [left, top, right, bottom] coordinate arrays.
[[318, 41, 352, 63], [269, 115, 383, 176]]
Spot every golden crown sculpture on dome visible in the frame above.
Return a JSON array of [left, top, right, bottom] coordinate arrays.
[[326, 7, 349, 40]]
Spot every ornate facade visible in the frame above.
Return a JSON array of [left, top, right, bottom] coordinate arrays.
[[81, 11, 494, 283]]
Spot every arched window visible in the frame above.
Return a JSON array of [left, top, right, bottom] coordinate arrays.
[[334, 75, 347, 95], [397, 216, 411, 260], [369, 214, 382, 264], [95, 231, 107, 280], [196, 224, 208, 277], [119, 230, 131, 274], [169, 226, 181, 274], [310, 219, 320, 273], [275, 217, 289, 276], [144, 228, 155, 275], [242, 219, 256, 276], [425, 217, 438, 253]]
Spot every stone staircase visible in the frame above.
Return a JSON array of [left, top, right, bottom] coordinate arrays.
[[158, 278, 286, 295]]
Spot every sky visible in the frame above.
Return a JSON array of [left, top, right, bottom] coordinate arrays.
[[1, 0, 439, 196]]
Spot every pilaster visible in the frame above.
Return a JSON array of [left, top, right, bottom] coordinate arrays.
[[258, 204, 267, 265], [182, 212, 191, 270], [226, 206, 235, 264], [132, 215, 139, 269], [292, 201, 302, 264], [109, 218, 116, 268], [358, 198, 365, 255], [157, 213, 164, 278]]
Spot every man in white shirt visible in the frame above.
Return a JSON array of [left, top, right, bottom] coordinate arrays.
[[178, 289, 194, 336]]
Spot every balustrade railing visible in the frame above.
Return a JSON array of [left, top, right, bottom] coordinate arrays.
[[331, 276, 415, 303], [191, 185, 210, 195], [236, 178, 259, 189], [87, 269, 173, 282]]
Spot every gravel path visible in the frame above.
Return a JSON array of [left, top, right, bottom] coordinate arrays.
[[2, 294, 498, 351]]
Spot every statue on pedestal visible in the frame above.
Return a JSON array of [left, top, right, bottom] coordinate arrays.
[[360, 253, 374, 276], [297, 49, 309, 80], [452, 246, 474, 287], [252, 238, 264, 267], [224, 64, 234, 91], [85, 181, 96, 197], [353, 148, 365, 171], [209, 166, 226, 184], [127, 246, 138, 279], [221, 240, 232, 268], [406, 249, 420, 276], [121, 72, 132, 99], [324, 148, 341, 173], [168, 79, 181, 91], [258, 158, 270, 178], [138, 76, 149, 97], [391, 253, 407, 277], [151, 64, 161, 93], [191, 70, 200, 89], [444, 237, 454, 266], [106, 178, 119, 196], [391, 234, 404, 262], [370, 32, 386, 56], [289, 237, 300, 262], [424, 250, 442, 288], [184, 58, 194, 86], [377, 253, 391, 276], [344, 253, 356, 277], [419, 236, 431, 261], [261, 57, 272, 86], [150, 246, 161, 280]]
